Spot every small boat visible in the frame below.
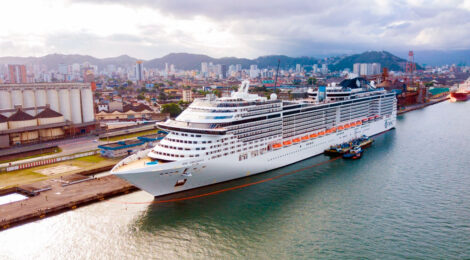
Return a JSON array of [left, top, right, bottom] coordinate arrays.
[[283, 140, 292, 146], [342, 146, 363, 160], [324, 135, 373, 156], [293, 138, 301, 143], [324, 143, 351, 156], [301, 135, 309, 141], [272, 143, 283, 149]]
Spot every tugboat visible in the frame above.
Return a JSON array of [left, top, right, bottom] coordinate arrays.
[[342, 146, 363, 160], [324, 135, 373, 156]]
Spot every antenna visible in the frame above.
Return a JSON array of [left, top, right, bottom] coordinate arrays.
[[273, 59, 280, 92]]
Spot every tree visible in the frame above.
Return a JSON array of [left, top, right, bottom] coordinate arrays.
[[161, 103, 182, 117], [137, 93, 145, 100], [308, 77, 317, 85], [212, 89, 221, 97], [159, 92, 167, 101]]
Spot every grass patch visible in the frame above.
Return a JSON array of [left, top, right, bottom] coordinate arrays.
[[74, 155, 106, 163], [0, 155, 120, 189], [99, 129, 158, 142], [0, 147, 62, 164]]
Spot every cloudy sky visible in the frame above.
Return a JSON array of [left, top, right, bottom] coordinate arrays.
[[1, 0, 470, 59]]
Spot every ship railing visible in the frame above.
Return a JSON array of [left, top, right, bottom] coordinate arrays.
[[111, 148, 152, 172]]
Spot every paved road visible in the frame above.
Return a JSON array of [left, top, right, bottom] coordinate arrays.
[[0, 135, 149, 168]]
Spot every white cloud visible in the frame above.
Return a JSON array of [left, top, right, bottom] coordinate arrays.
[[1, 0, 470, 58]]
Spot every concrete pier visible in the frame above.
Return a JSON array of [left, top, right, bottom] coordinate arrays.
[[0, 175, 137, 231]]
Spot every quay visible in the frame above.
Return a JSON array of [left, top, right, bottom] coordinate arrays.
[[398, 96, 449, 115], [0, 174, 137, 231]]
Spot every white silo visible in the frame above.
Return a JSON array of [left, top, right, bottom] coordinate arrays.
[[58, 88, 71, 121], [47, 89, 60, 113], [0, 89, 12, 117], [81, 87, 94, 122], [11, 90, 23, 108], [35, 89, 47, 113], [70, 88, 83, 124], [23, 90, 36, 116]]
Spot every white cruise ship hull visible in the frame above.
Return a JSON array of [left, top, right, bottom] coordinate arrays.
[[114, 115, 395, 197]]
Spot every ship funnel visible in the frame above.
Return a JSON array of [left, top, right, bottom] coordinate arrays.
[[238, 80, 250, 93]]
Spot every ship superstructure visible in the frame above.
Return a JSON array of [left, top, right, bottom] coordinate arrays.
[[112, 79, 396, 197]]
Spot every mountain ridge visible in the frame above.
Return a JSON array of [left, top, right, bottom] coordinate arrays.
[[0, 50, 454, 71]]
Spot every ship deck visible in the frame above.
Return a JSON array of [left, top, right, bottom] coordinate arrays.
[[113, 157, 153, 173]]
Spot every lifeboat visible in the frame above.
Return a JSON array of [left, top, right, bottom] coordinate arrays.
[[374, 115, 380, 119], [356, 121, 362, 125], [326, 129, 331, 134], [331, 127, 337, 132], [293, 138, 301, 143], [283, 140, 292, 146], [272, 143, 283, 149], [318, 131, 325, 136], [301, 135, 309, 141], [368, 116, 375, 120], [309, 133, 318, 138], [338, 125, 344, 131], [350, 122, 356, 127], [344, 124, 350, 129], [362, 118, 368, 122]]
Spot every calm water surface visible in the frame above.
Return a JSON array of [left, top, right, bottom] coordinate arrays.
[[1, 101, 469, 259]]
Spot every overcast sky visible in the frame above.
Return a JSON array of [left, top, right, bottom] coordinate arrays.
[[1, 0, 469, 59]]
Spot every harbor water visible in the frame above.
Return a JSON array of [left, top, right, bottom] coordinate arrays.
[[1, 100, 469, 259]]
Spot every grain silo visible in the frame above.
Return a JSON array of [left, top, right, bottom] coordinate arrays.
[[70, 88, 82, 124], [46, 89, 60, 113], [35, 89, 47, 113], [11, 90, 23, 107], [36, 107, 65, 140], [0, 89, 12, 116], [8, 109, 39, 144], [81, 88, 94, 122], [23, 89, 36, 116], [58, 88, 71, 121]]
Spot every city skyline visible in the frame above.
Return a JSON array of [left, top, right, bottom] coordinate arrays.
[[1, 0, 470, 59]]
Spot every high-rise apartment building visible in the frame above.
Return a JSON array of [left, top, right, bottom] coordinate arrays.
[[8, 64, 27, 84], [135, 61, 144, 81]]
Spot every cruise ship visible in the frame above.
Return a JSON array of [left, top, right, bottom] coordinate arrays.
[[112, 78, 397, 197]]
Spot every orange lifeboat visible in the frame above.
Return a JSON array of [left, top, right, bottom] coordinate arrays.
[[375, 115, 380, 119], [350, 122, 356, 127], [293, 138, 301, 143], [318, 131, 325, 136], [331, 127, 337, 132], [356, 120, 362, 125], [344, 124, 350, 129], [338, 125, 344, 131], [362, 118, 368, 122], [272, 143, 283, 149], [368, 116, 375, 120], [301, 135, 309, 141], [283, 140, 292, 146], [309, 133, 318, 138]]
